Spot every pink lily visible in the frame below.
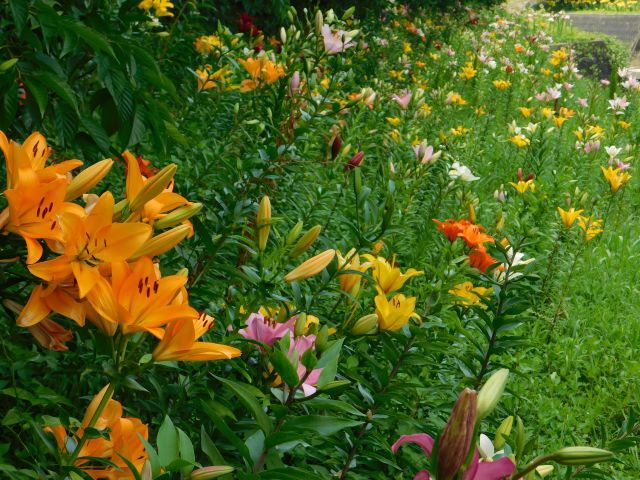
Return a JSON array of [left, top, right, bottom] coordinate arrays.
[[239, 312, 295, 347], [288, 333, 323, 396], [321, 25, 356, 55], [392, 434, 516, 480], [392, 90, 412, 109]]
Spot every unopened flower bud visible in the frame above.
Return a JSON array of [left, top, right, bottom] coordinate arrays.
[[331, 135, 342, 159], [351, 314, 378, 335], [344, 151, 364, 172], [467, 203, 476, 224], [257, 196, 271, 252], [436, 388, 477, 480], [131, 224, 191, 259], [342, 6, 356, 20], [190, 466, 235, 479], [315, 325, 329, 352], [154, 203, 202, 230], [493, 415, 513, 450], [517, 167, 523, 181], [129, 164, 177, 212], [294, 313, 307, 336], [65, 159, 113, 201], [284, 249, 335, 282], [286, 220, 304, 245], [280, 27, 287, 44], [551, 446, 614, 465], [476, 368, 509, 421], [536, 465, 554, 477], [289, 225, 321, 258], [315, 11, 324, 33], [289, 71, 300, 96]]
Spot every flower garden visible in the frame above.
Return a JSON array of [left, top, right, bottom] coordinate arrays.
[[0, 1, 639, 479]]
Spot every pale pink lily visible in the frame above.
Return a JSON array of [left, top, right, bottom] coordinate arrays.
[[288, 333, 323, 396], [391, 90, 412, 109], [321, 25, 356, 55], [239, 312, 295, 347], [392, 434, 515, 480], [413, 142, 441, 165]]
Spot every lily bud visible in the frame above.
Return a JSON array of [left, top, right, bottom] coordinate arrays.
[[467, 203, 476, 224], [476, 368, 509, 421], [289, 225, 321, 258], [343, 6, 356, 19], [331, 135, 342, 159], [517, 167, 523, 181], [294, 313, 307, 336], [154, 203, 202, 230], [285, 249, 335, 282], [190, 466, 235, 479], [286, 220, 304, 245], [129, 164, 177, 212], [257, 196, 271, 252], [289, 71, 300, 96], [113, 199, 128, 221], [436, 388, 477, 480], [493, 415, 513, 450], [315, 11, 323, 33], [551, 446, 614, 465], [535, 465, 554, 477], [344, 151, 364, 172], [65, 159, 114, 201], [131, 224, 191, 259], [515, 416, 525, 457], [280, 27, 287, 44], [351, 314, 378, 335], [315, 325, 329, 353]]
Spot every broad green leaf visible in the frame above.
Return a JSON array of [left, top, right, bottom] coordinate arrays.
[[157, 415, 179, 468], [213, 375, 273, 435]]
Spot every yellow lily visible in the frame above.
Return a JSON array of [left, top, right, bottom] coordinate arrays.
[[362, 254, 423, 294], [28, 192, 152, 298], [337, 249, 370, 295], [153, 316, 241, 362], [557, 207, 583, 228], [448, 281, 492, 307], [601, 166, 631, 193], [374, 292, 420, 331]]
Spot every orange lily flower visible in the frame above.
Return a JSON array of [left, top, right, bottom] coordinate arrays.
[[153, 316, 241, 362], [28, 192, 152, 297], [87, 256, 196, 336], [47, 385, 148, 479], [468, 247, 499, 273], [458, 224, 495, 249], [433, 218, 472, 242], [16, 284, 85, 327], [4, 176, 84, 263], [123, 151, 190, 225], [1, 130, 82, 188]]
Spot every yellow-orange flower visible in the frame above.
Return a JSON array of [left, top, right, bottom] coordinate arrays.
[[374, 292, 420, 331], [601, 166, 631, 193], [363, 255, 423, 294], [449, 281, 493, 307], [557, 207, 583, 228], [239, 57, 286, 92]]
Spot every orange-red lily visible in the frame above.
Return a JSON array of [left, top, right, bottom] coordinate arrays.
[[28, 192, 152, 297]]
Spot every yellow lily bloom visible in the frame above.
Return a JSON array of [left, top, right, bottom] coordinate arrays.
[[374, 292, 420, 331], [601, 166, 631, 193], [509, 179, 535, 194], [153, 316, 241, 362], [28, 192, 152, 298], [363, 254, 423, 294], [577, 215, 603, 241], [557, 207, 583, 228], [448, 281, 492, 307], [337, 249, 371, 296]]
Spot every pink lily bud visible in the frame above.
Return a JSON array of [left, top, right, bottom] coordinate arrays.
[[436, 388, 477, 480], [517, 168, 523, 181], [344, 151, 364, 171], [332, 135, 342, 159], [525, 172, 535, 181], [289, 71, 300, 96]]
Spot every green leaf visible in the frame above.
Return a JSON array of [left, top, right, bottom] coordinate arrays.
[[33, 71, 78, 113], [316, 338, 344, 389], [157, 415, 179, 468], [137, 433, 161, 478], [177, 428, 195, 476], [213, 375, 273, 435], [80, 115, 111, 153], [280, 415, 362, 436], [201, 427, 225, 465], [22, 78, 48, 118], [258, 467, 325, 480], [199, 400, 253, 466], [270, 349, 300, 389], [61, 20, 116, 58], [306, 398, 365, 417], [10, 0, 29, 36]]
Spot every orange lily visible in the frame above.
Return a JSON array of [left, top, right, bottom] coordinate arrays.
[[4, 176, 84, 263], [87, 256, 197, 336], [47, 385, 148, 479], [123, 151, 190, 225], [458, 224, 495, 249], [28, 192, 152, 297], [1, 130, 82, 188], [16, 284, 85, 327], [153, 316, 241, 362]]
